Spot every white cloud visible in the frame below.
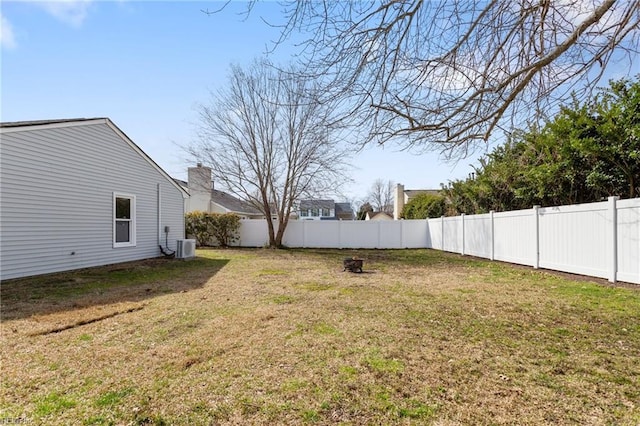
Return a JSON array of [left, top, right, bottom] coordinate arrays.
[[38, 0, 93, 28], [1, 13, 18, 50]]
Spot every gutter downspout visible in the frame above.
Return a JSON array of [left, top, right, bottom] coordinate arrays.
[[157, 183, 162, 246]]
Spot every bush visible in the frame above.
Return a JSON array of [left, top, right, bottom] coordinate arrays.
[[185, 212, 240, 247], [185, 211, 211, 247], [210, 213, 241, 247], [401, 194, 446, 219]]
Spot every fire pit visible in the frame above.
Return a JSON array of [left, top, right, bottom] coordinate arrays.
[[343, 257, 363, 273]]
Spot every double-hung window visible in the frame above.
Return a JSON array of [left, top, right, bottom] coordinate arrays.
[[113, 193, 136, 247]]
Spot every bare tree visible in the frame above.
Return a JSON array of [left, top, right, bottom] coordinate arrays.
[[235, 0, 639, 158], [187, 59, 349, 247], [367, 179, 395, 214]]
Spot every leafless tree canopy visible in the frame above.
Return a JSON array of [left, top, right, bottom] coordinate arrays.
[[367, 179, 395, 214], [187, 59, 349, 247], [246, 0, 639, 157]]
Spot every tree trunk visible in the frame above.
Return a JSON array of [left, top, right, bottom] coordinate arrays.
[[274, 216, 289, 248], [266, 217, 277, 248]]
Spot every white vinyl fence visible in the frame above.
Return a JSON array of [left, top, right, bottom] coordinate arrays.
[[237, 219, 430, 249], [234, 197, 639, 284]]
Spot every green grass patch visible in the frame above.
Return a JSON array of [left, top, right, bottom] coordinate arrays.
[[78, 333, 93, 342], [95, 388, 133, 407], [296, 282, 333, 291], [338, 365, 359, 379], [312, 322, 339, 335], [364, 351, 405, 375], [270, 295, 296, 304], [34, 392, 77, 417], [398, 400, 438, 419]]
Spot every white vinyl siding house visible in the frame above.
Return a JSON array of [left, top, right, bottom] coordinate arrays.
[[0, 118, 188, 280], [298, 200, 336, 220]]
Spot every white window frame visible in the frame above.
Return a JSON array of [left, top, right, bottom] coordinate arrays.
[[113, 193, 136, 248]]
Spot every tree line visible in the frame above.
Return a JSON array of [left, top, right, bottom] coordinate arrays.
[[442, 77, 640, 215]]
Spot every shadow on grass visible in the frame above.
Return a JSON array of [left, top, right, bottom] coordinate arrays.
[[0, 256, 229, 321]]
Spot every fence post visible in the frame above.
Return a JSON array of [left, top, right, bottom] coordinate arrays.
[[338, 219, 342, 249], [490, 210, 495, 261], [461, 213, 465, 255], [533, 205, 540, 269], [608, 196, 619, 283], [441, 216, 445, 251]]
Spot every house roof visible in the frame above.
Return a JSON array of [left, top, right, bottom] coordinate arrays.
[[173, 178, 262, 216], [335, 202, 352, 212], [1, 118, 189, 199], [300, 199, 335, 209], [335, 202, 354, 219], [211, 189, 261, 215], [367, 211, 394, 220], [173, 178, 188, 190]]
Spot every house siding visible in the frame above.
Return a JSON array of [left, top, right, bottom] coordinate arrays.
[[0, 120, 185, 280]]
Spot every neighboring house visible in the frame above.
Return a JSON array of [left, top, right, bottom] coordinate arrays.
[[178, 164, 264, 219], [298, 200, 354, 220], [365, 211, 394, 221], [393, 183, 441, 219], [0, 118, 188, 280], [335, 202, 355, 220]]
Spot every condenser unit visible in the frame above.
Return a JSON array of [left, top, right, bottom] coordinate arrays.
[[176, 239, 196, 260]]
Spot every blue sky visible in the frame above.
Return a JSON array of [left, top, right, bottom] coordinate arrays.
[[2, 1, 503, 202]]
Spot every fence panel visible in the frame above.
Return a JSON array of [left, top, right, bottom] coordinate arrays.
[[378, 221, 403, 248], [493, 209, 535, 266], [237, 219, 269, 247], [538, 202, 610, 279], [301, 221, 341, 248], [464, 213, 492, 258], [281, 220, 304, 247], [402, 220, 430, 248], [426, 218, 441, 249], [442, 217, 461, 253], [336, 221, 380, 248], [617, 198, 640, 284]]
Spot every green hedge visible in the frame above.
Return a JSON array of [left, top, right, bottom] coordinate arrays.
[[185, 212, 240, 247], [401, 194, 446, 219]]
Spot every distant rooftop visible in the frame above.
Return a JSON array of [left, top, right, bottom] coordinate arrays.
[[211, 189, 261, 215], [174, 178, 261, 215], [300, 199, 335, 210]]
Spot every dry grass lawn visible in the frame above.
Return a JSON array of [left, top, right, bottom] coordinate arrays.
[[1, 248, 639, 425]]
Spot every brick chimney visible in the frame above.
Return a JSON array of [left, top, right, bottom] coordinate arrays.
[[394, 183, 405, 220], [187, 163, 212, 212]]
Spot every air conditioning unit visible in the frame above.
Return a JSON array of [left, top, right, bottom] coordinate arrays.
[[176, 239, 196, 260]]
